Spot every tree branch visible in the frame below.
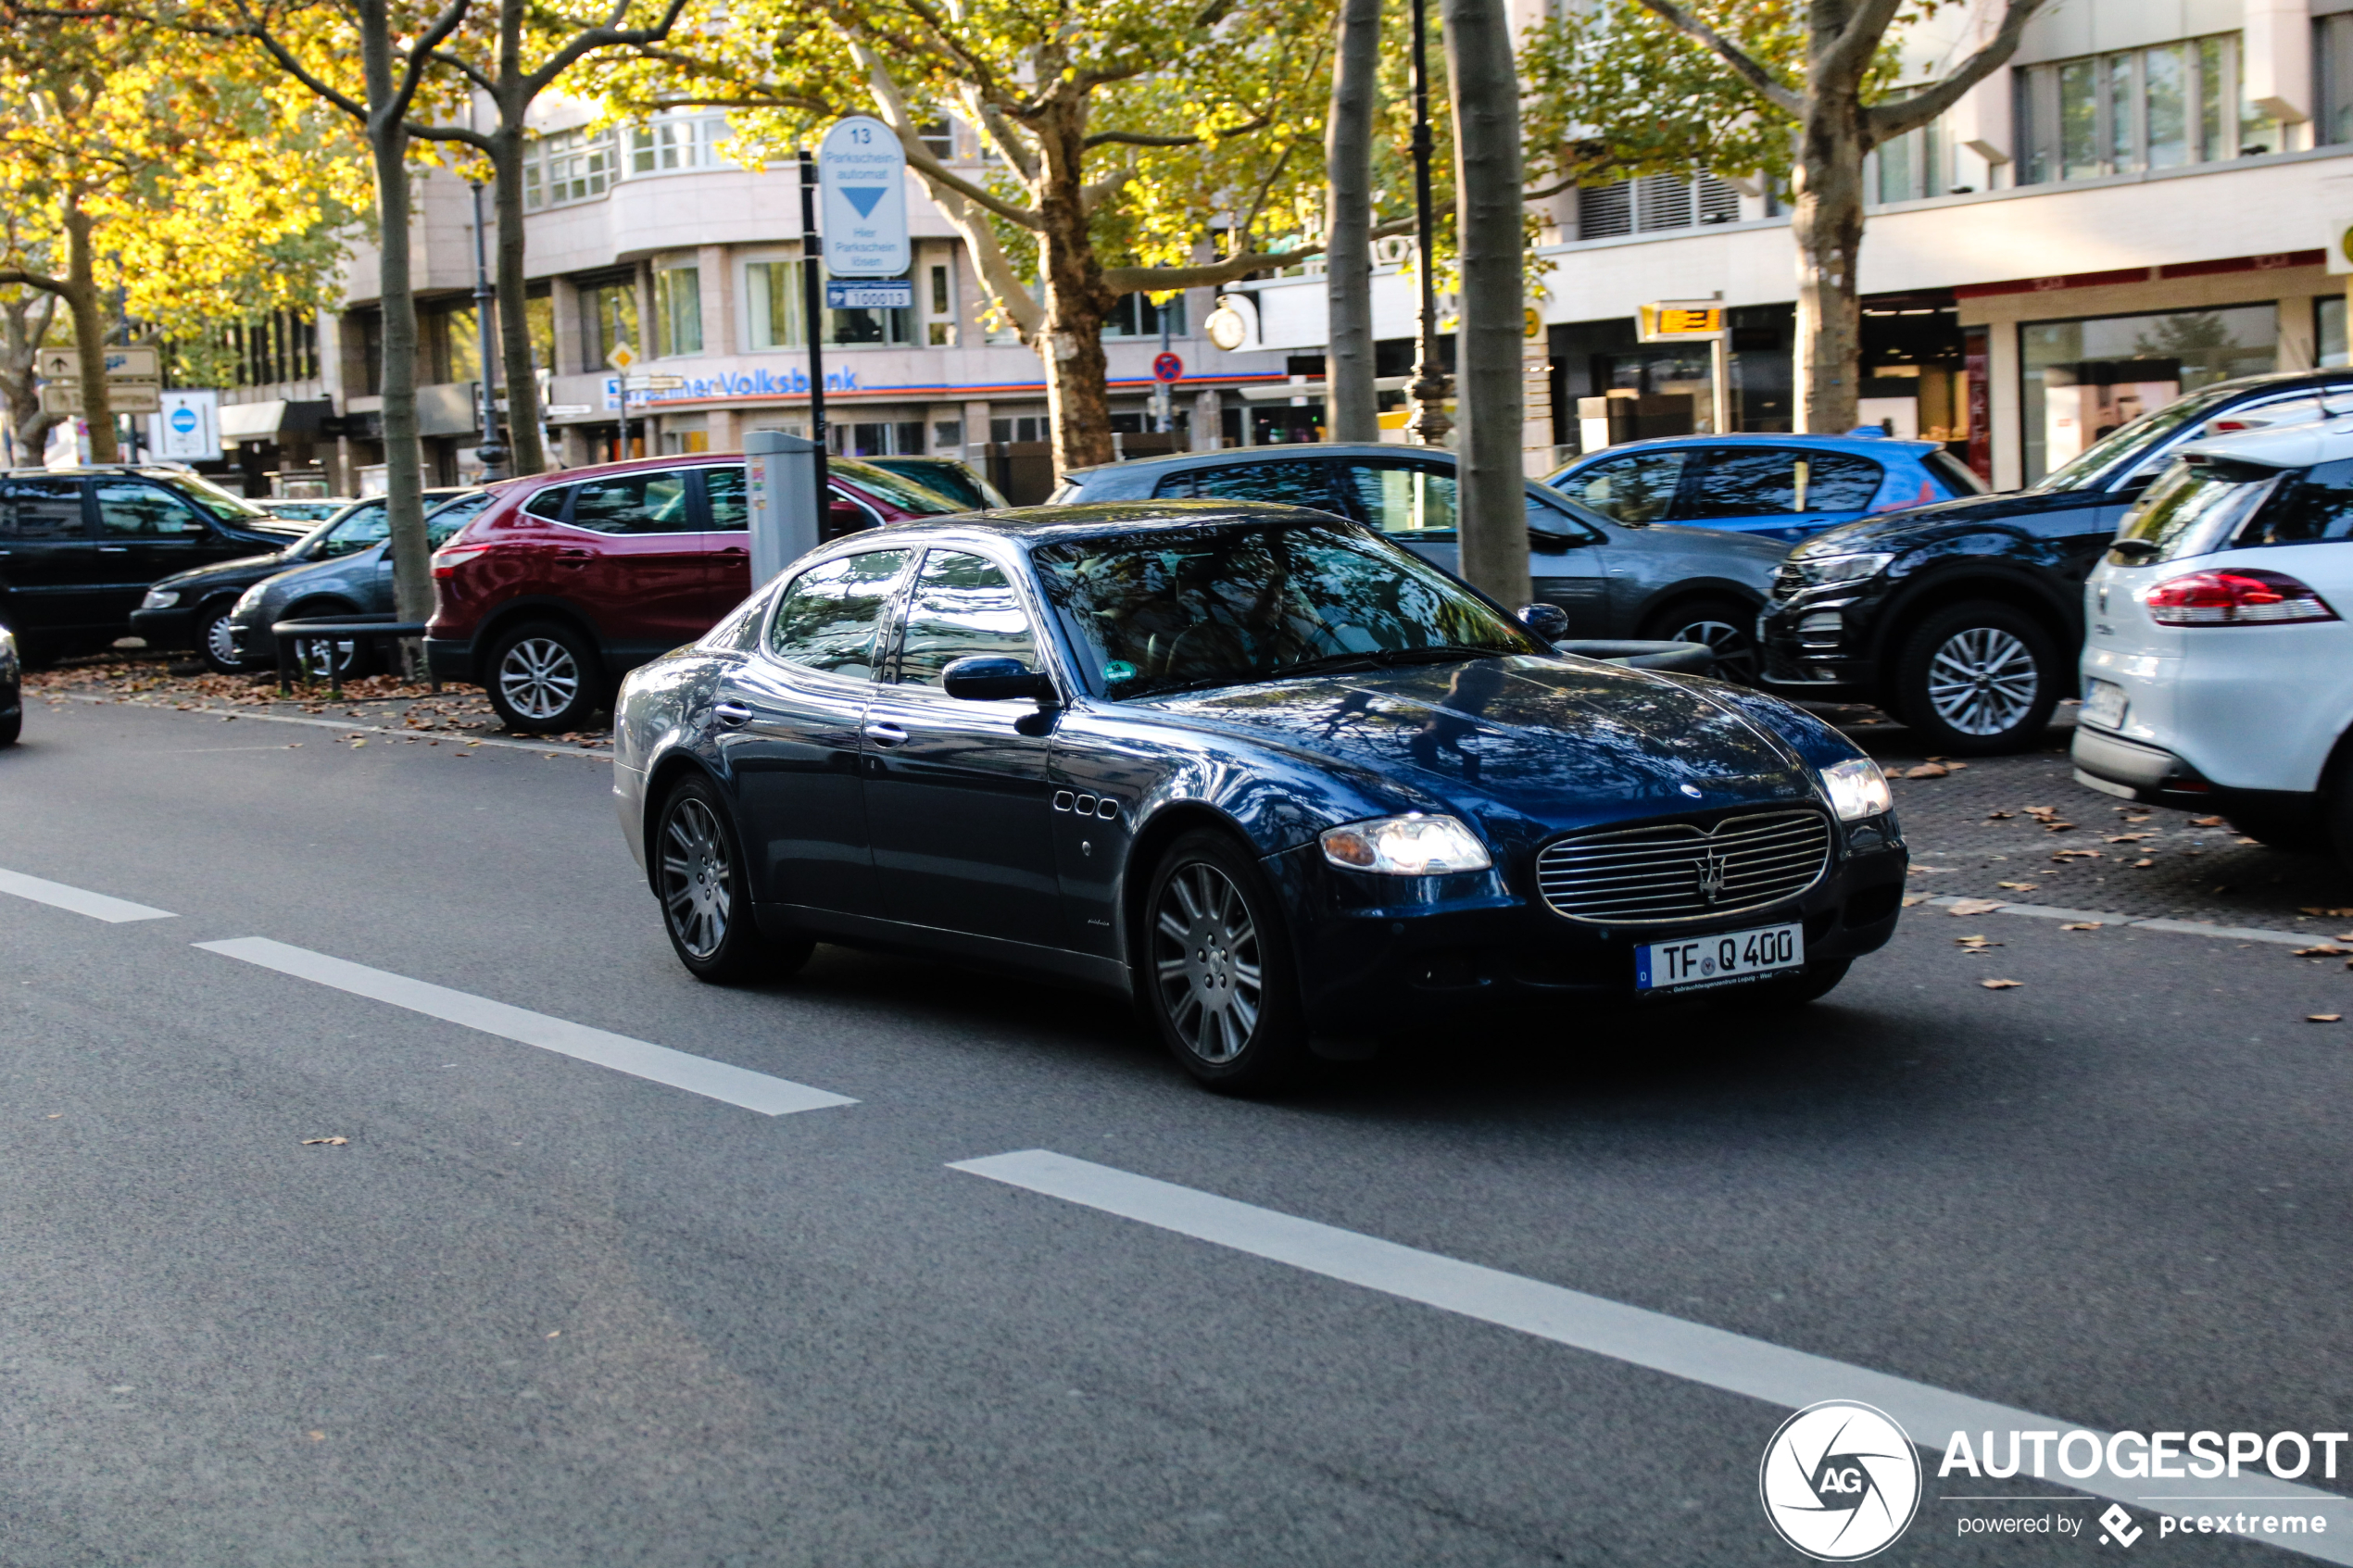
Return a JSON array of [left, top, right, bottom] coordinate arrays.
[[1822, 0, 1905, 88], [388, 0, 475, 124], [1098, 220, 1411, 293], [522, 0, 691, 95], [844, 38, 1043, 227], [1629, 0, 1805, 118], [0, 266, 69, 295], [1867, 0, 2050, 142], [1083, 114, 1271, 150]]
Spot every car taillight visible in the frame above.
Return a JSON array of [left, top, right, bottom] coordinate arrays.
[[432, 544, 489, 578], [2144, 568, 2340, 626]]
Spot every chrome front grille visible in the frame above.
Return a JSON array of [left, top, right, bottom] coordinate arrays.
[[1534, 809, 1831, 925]]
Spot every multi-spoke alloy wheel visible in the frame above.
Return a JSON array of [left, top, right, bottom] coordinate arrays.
[[498, 636, 580, 722], [660, 795, 733, 960], [1925, 626, 2038, 736], [201, 609, 243, 673], [1152, 861, 1265, 1065], [1659, 599, 1760, 684]]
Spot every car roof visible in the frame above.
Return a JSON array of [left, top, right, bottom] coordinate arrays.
[[857, 498, 1350, 545], [2177, 413, 2353, 470], [1555, 432, 1946, 460], [1059, 441, 1410, 480]]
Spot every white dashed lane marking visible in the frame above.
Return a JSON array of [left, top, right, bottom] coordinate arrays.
[[951, 1150, 2353, 1562], [0, 866, 177, 923], [198, 937, 854, 1116]]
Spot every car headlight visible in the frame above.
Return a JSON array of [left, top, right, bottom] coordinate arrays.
[[141, 587, 181, 609], [1820, 757, 1893, 822], [0, 627, 15, 659], [1319, 813, 1492, 875], [233, 583, 269, 614], [1786, 551, 1894, 588]]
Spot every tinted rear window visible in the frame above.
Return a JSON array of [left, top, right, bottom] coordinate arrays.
[[522, 484, 570, 521]]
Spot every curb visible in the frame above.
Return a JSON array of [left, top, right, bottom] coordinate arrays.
[[1919, 893, 2313, 947], [52, 693, 614, 761]]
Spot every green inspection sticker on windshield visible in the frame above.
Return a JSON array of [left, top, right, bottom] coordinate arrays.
[[1103, 660, 1137, 683]]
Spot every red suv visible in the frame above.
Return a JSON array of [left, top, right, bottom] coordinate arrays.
[[426, 452, 968, 731]]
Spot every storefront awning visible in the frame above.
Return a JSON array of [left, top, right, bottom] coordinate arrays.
[[218, 399, 333, 442]]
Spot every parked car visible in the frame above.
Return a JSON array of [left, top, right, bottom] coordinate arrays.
[[0, 466, 308, 665], [254, 497, 354, 525], [425, 453, 968, 732], [1045, 442, 1787, 680], [610, 501, 1907, 1091], [862, 456, 1007, 511], [1757, 368, 2353, 754], [225, 490, 498, 674], [2073, 420, 2353, 852], [0, 621, 19, 746], [135, 488, 474, 671], [1544, 432, 1983, 544]]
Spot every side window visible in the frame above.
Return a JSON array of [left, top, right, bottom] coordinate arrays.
[[3, 478, 86, 539], [522, 484, 571, 522], [766, 550, 910, 678], [94, 481, 208, 536], [2238, 458, 2353, 547], [1557, 450, 1688, 524], [569, 470, 693, 533], [895, 550, 1038, 687], [1185, 460, 1339, 509], [1150, 470, 1197, 499], [1678, 448, 1797, 520], [1336, 461, 1458, 537], [702, 466, 747, 531], [1524, 489, 1607, 546], [701, 581, 775, 652], [1798, 451, 1885, 511]]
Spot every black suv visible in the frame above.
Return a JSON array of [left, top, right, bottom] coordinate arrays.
[[1757, 369, 2353, 752], [0, 467, 305, 665]]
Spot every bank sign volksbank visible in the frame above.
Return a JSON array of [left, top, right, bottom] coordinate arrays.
[[602, 367, 867, 410]]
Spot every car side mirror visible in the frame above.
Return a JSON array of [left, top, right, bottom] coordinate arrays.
[[942, 655, 1056, 703], [1517, 603, 1569, 640]]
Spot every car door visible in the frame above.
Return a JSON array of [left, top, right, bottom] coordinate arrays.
[[714, 547, 912, 917], [559, 468, 712, 657], [90, 477, 220, 619], [696, 462, 753, 616], [860, 547, 1064, 949], [0, 476, 100, 638]]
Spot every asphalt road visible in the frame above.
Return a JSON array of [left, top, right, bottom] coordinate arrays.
[[6, 697, 2353, 1567]]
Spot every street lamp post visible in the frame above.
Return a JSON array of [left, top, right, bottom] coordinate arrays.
[[468, 179, 509, 480], [1403, 0, 1453, 446]]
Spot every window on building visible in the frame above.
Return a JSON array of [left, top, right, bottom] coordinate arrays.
[[222, 311, 321, 388], [1102, 292, 1187, 339], [523, 127, 618, 210], [525, 287, 555, 371], [829, 270, 916, 345], [917, 120, 953, 161], [654, 266, 702, 357], [578, 275, 640, 367], [747, 260, 806, 349], [2020, 304, 2278, 484], [2017, 32, 2276, 184], [2321, 13, 2353, 146], [628, 113, 728, 174], [1575, 173, 1742, 241], [1870, 100, 1943, 204]]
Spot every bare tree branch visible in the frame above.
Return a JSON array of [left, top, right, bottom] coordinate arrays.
[[1083, 114, 1271, 150], [1867, 0, 2048, 142]]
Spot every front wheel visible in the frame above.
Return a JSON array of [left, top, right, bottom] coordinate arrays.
[[1892, 601, 2061, 756], [1142, 831, 1310, 1094], [1645, 596, 1759, 684], [485, 621, 604, 733], [654, 775, 811, 984], [197, 601, 246, 674]]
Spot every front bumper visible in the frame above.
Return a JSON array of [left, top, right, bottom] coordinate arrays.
[[128, 606, 198, 648], [1756, 591, 1883, 700], [1275, 825, 1909, 1035]]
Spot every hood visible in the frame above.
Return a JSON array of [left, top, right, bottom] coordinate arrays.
[[157, 546, 296, 587], [1142, 654, 1818, 833], [1791, 485, 2086, 555]]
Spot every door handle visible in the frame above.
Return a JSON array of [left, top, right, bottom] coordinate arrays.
[[96, 546, 129, 554], [556, 547, 592, 564], [714, 700, 752, 727], [863, 721, 908, 746]]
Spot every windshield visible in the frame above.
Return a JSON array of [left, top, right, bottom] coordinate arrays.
[[2036, 384, 2246, 495], [152, 470, 271, 523], [308, 500, 388, 557], [1030, 521, 1540, 700], [2108, 461, 2284, 564], [833, 458, 965, 516]]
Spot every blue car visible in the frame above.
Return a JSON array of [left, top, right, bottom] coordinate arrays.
[[1545, 433, 1985, 545]]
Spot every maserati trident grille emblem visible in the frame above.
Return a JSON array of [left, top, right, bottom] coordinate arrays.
[[1697, 849, 1729, 906]]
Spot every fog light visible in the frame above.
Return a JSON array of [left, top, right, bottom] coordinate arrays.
[[1797, 610, 1842, 647]]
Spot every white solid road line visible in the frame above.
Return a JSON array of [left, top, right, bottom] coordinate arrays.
[[0, 866, 177, 923], [953, 1150, 2353, 1562], [198, 936, 854, 1117]]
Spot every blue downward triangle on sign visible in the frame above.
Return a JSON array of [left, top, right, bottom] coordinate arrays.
[[839, 186, 887, 218]]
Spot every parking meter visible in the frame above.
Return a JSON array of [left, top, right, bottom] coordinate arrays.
[[744, 430, 824, 588]]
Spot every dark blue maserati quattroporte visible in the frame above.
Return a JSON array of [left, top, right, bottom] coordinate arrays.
[[612, 501, 1908, 1091]]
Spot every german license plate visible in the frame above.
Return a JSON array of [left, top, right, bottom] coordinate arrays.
[[1635, 922, 1804, 992], [2082, 678, 2127, 730]]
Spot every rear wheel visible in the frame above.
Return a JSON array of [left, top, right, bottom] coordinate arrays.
[[654, 775, 812, 983], [1142, 831, 1310, 1094], [484, 621, 603, 733], [1892, 601, 2060, 756], [0, 703, 18, 746], [1644, 596, 1759, 684]]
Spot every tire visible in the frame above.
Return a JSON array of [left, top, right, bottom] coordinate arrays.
[[484, 621, 604, 733], [196, 600, 245, 674], [653, 774, 812, 984], [1140, 830, 1310, 1093], [1716, 958, 1851, 1010], [1644, 596, 1759, 684], [0, 705, 18, 747], [1891, 601, 2061, 756]]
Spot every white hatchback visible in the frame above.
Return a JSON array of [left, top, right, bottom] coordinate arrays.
[[2074, 420, 2353, 853]]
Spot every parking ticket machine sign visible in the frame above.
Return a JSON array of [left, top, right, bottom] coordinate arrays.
[[1638, 303, 1726, 342], [820, 117, 910, 277]]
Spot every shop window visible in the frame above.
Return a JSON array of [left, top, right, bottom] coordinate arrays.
[[2020, 304, 2278, 484], [932, 420, 963, 450], [991, 416, 1047, 444], [654, 266, 702, 357], [2017, 32, 2273, 185]]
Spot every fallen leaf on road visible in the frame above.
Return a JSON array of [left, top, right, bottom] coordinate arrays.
[[45, 1113, 60, 1119], [2192, 815, 2226, 827], [2311, 1015, 2344, 1023], [307, 1430, 326, 1441], [1901, 894, 1929, 907], [2052, 848, 2102, 861], [299, 1136, 348, 1147], [349, 739, 366, 748], [2042, 822, 2078, 833], [1996, 881, 2040, 891], [1907, 866, 1956, 876], [1948, 898, 2005, 916], [2024, 806, 2057, 818], [2133, 858, 2156, 868], [2304, 907, 2353, 918], [1904, 763, 1949, 779], [285, 743, 302, 748], [2125, 814, 2152, 823], [546, 1330, 561, 1338], [1981, 978, 2023, 989], [1956, 935, 2001, 947], [2295, 945, 2349, 957], [1986, 809, 2016, 821], [2060, 922, 2104, 931], [2105, 834, 2150, 843]]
